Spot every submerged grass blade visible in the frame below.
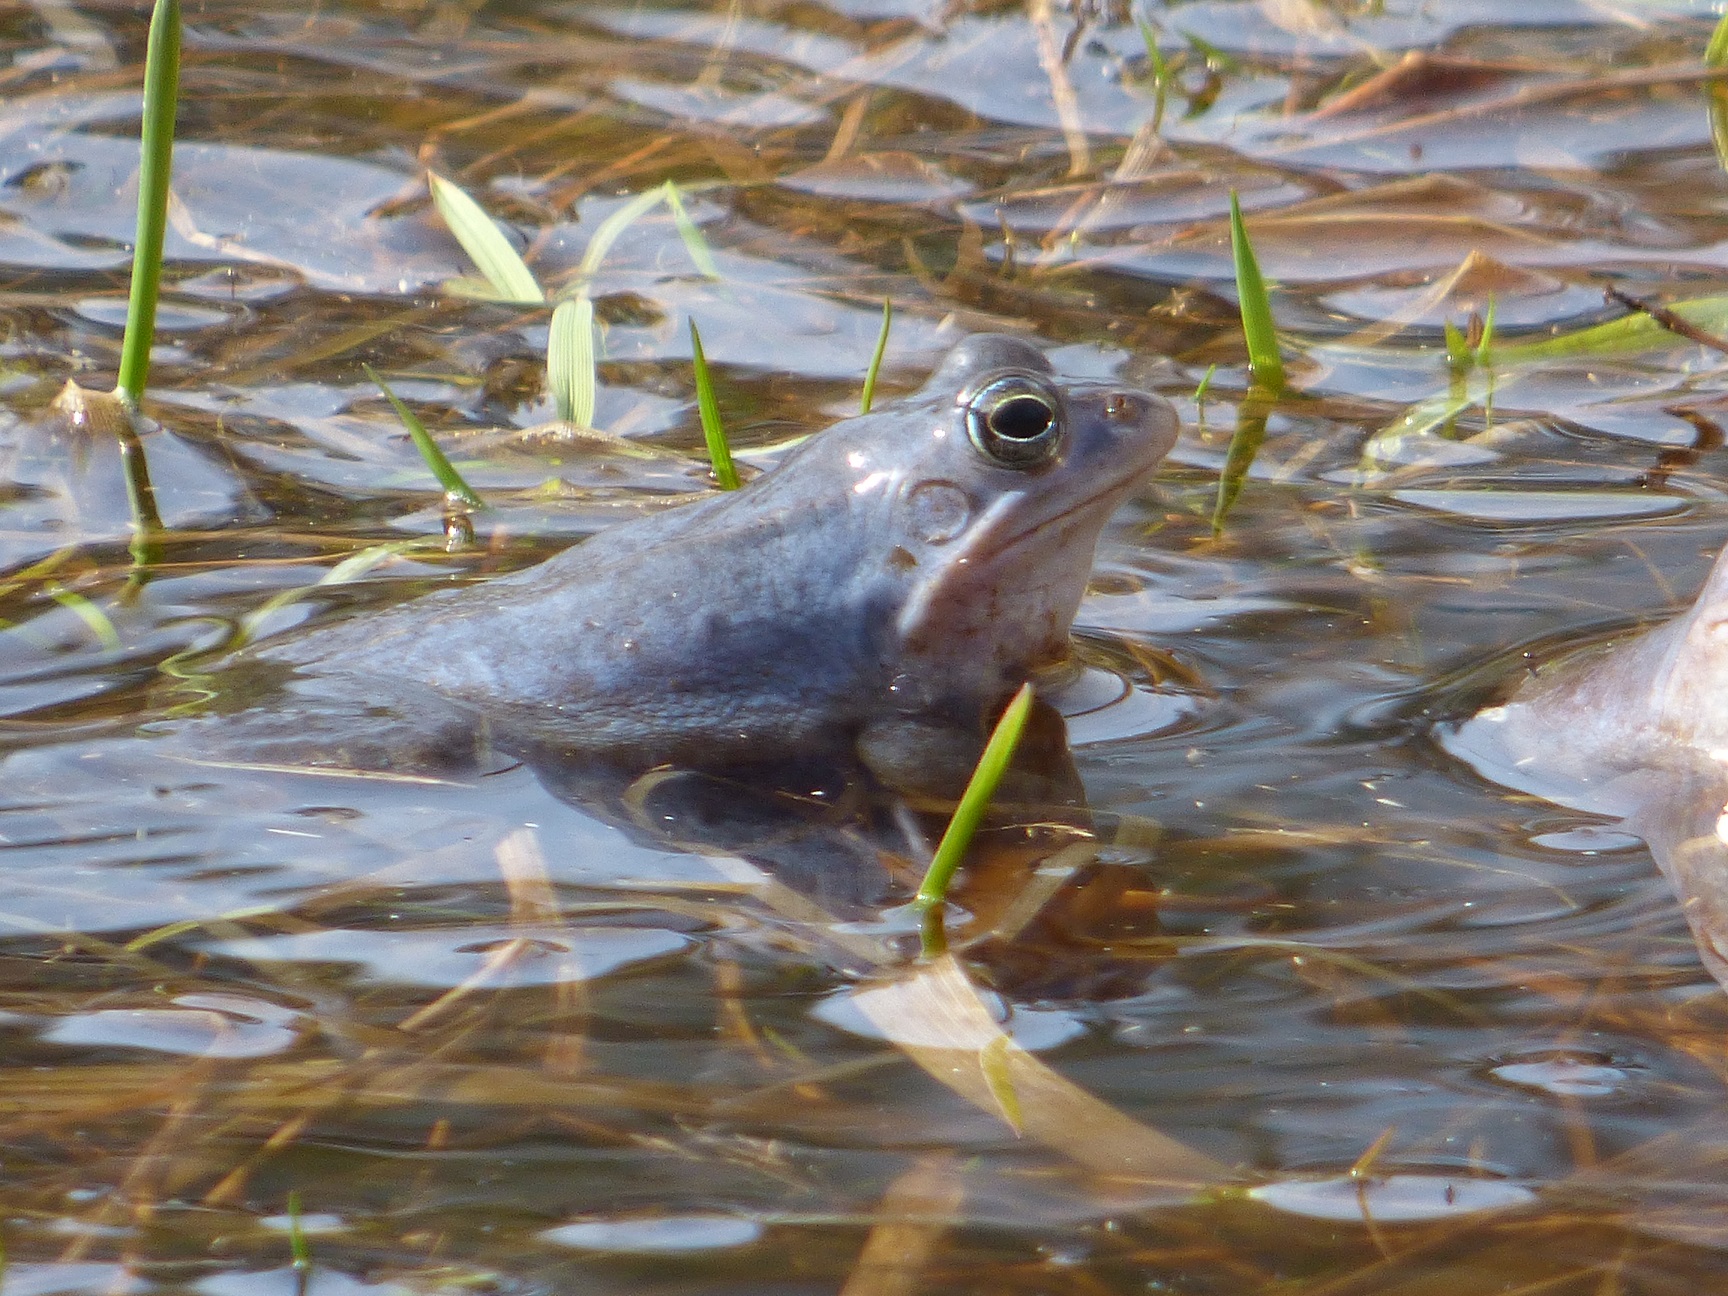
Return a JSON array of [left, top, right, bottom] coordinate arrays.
[[688, 318, 739, 490], [363, 365, 484, 510], [860, 298, 893, 413], [1229, 191, 1283, 390], [235, 540, 428, 648], [1211, 386, 1271, 535], [428, 173, 544, 305], [46, 585, 121, 652], [1136, 18, 1171, 130], [115, 0, 181, 407], [547, 296, 597, 426], [914, 682, 1035, 921], [662, 181, 721, 280]]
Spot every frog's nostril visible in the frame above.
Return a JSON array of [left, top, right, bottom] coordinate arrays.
[[1104, 391, 1141, 421], [990, 395, 1055, 441]]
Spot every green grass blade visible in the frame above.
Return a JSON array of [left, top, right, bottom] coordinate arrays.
[[577, 187, 668, 282], [1443, 318, 1470, 370], [860, 298, 893, 413], [46, 585, 121, 652], [548, 296, 597, 426], [1192, 362, 1216, 404], [114, 0, 181, 408], [914, 682, 1035, 918], [1228, 191, 1284, 390], [688, 319, 739, 490], [661, 181, 721, 280], [287, 1191, 311, 1273], [236, 540, 426, 648], [1489, 294, 1728, 362], [1474, 294, 1497, 367], [1137, 18, 1171, 130], [1181, 28, 1239, 73], [428, 173, 544, 306], [1708, 11, 1728, 65], [363, 364, 485, 510], [1211, 386, 1271, 535]]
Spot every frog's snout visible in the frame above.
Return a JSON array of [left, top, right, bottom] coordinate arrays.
[[1098, 387, 1180, 465]]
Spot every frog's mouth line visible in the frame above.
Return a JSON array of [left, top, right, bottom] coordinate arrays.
[[989, 464, 1153, 554]]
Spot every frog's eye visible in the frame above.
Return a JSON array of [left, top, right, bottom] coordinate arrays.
[[963, 374, 1065, 468]]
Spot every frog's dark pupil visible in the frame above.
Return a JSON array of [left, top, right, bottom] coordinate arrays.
[[990, 394, 1054, 441]]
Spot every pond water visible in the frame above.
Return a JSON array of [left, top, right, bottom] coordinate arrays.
[[5, 1, 1728, 1292]]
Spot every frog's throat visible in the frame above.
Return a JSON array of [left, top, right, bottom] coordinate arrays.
[[891, 472, 1137, 644]]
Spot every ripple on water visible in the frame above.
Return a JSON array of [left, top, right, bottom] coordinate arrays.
[[1056, 663, 1205, 748], [1389, 488, 1688, 524], [43, 994, 302, 1059], [199, 926, 690, 990], [1489, 1051, 1634, 1098], [541, 1215, 764, 1254], [1249, 1172, 1536, 1222]]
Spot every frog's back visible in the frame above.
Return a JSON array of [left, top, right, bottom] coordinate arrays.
[[264, 465, 897, 760]]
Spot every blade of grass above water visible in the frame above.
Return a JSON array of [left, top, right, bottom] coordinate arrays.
[[363, 365, 485, 510], [1706, 11, 1728, 170], [114, 0, 180, 408], [576, 187, 671, 284], [1229, 191, 1283, 391], [428, 173, 545, 306], [1710, 11, 1728, 64], [661, 181, 720, 281], [914, 682, 1036, 948], [688, 318, 739, 490], [548, 297, 597, 427], [1213, 198, 1281, 533], [860, 298, 893, 414]]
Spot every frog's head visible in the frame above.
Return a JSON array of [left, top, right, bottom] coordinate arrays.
[[796, 334, 1179, 719]]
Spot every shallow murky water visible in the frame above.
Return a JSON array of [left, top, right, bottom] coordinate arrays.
[[6, 1, 1728, 1292]]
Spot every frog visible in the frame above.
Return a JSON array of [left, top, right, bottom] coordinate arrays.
[[1442, 541, 1728, 985], [228, 334, 1178, 784]]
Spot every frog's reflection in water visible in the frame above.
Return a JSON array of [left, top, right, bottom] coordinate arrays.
[[138, 674, 1166, 1000]]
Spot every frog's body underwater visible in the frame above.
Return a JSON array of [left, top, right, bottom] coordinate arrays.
[[1444, 542, 1728, 986], [221, 334, 1177, 784]]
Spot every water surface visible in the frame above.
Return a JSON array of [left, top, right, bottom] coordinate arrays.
[[5, 1, 1728, 1292]]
